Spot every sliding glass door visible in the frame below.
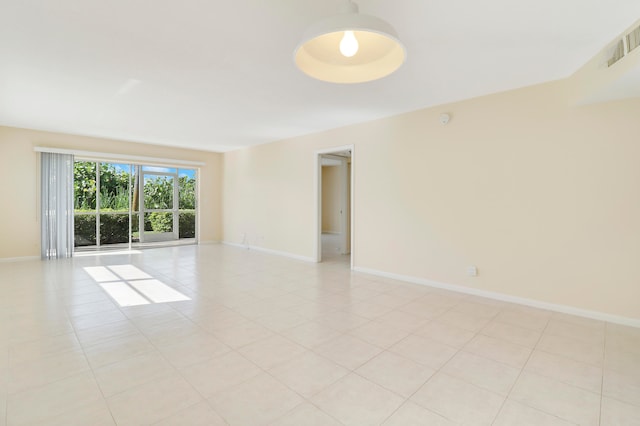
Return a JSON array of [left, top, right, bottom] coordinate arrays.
[[140, 168, 177, 243], [74, 160, 197, 250]]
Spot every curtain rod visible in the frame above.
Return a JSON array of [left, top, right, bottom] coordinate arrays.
[[34, 147, 206, 167]]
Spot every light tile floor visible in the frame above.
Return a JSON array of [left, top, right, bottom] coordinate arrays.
[[0, 244, 639, 425]]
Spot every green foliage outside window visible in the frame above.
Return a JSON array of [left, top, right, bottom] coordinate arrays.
[[179, 176, 196, 209], [144, 176, 173, 209], [74, 162, 131, 211]]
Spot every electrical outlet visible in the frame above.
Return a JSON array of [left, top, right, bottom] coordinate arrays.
[[467, 265, 478, 277]]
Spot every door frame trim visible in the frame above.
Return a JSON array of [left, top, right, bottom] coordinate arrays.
[[314, 144, 354, 269]]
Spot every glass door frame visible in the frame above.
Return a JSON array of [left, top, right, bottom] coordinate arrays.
[[138, 168, 180, 244]]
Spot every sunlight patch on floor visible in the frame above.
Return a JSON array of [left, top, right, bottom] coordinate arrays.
[[84, 264, 191, 307], [129, 279, 190, 303], [100, 281, 150, 306], [84, 266, 120, 283], [108, 264, 152, 280]]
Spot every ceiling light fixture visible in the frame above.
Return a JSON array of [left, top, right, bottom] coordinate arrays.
[[294, 0, 406, 84]]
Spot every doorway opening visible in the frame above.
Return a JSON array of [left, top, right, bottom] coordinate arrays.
[[315, 146, 353, 268]]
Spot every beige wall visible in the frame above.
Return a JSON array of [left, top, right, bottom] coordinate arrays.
[[0, 126, 223, 259], [222, 139, 315, 253], [223, 80, 640, 320], [321, 165, 341, 233]]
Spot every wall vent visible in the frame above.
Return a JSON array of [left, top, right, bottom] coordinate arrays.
[[627, 25, 640, 53], [607, 23, 640, 67], [608, 39, 625, 67]]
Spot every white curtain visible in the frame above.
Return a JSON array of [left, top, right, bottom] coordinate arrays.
[[41, 152, 74, 259]]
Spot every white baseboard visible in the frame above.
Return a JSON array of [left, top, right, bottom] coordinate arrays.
[[0, 255, 40, 263], [222, 241, 315, 263], [198, 240, 221, 245], [353, 266, 640, 328]]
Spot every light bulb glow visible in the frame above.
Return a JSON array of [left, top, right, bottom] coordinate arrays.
[[339, 31, 359, 57]]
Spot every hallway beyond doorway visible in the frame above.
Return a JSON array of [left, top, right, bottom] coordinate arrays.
[[321, 233, 350, 265]]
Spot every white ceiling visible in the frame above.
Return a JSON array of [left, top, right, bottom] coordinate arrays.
[[1, 0, 639, 152]]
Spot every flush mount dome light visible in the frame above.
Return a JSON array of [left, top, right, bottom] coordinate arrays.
[[294, 0, 406, 84]]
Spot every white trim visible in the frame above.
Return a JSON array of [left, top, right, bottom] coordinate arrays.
[[338, 156, 349, 255], [0, 256, 40, 263], [321, 157, 342, 166], [222, 241, 315, 263], [34, 147, 205, 167], [353, 266, 640, 328]]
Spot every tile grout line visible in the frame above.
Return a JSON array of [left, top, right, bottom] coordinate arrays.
[[110, 286, 237, 425], [3, 343, 7, 426], [261, 367, 348, 426], [61, 288, 119, 426], [147, 265, 287, 424], [599, 323, 607, 426], [376, 301, 468, 425], [262, 291, 454, 425], [488, 312, 551, 426], [71, 263, 164, 425]]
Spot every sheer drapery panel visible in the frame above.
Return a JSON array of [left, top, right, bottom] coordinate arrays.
[[41, 152, 74, 259]]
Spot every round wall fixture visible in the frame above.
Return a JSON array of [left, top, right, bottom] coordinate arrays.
[[294, 0, 406, 84]]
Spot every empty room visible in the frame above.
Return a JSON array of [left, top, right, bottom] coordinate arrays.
[[1, 1, 640, 425]]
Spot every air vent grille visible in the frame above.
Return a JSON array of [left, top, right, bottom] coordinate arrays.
[[627, 25, 640, 53], [607, 23, 640, 67], [608, 39, 625, 67]]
